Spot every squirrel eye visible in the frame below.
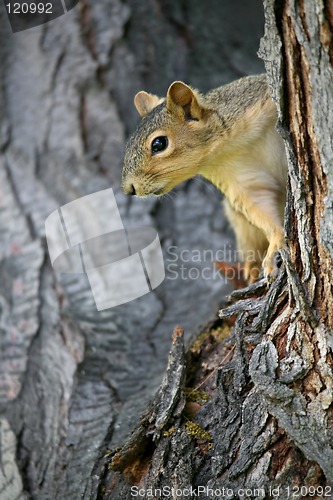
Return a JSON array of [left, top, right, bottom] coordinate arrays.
[[151, 136, 168, 154]]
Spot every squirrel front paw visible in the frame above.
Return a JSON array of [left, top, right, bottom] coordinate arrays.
[[263, 254, 280, 283], [263, 234, 286, 282]]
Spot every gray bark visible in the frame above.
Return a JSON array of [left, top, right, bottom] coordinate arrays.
[[0, 1, 266, 499]]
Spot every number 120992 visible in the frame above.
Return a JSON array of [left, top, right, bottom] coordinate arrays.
[[6, 3, 53, 14]]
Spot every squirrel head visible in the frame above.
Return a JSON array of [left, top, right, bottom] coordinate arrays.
[[122, 81, 214, 197]]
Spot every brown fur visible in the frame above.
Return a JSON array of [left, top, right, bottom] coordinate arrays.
[[122, 75, 288, 281]]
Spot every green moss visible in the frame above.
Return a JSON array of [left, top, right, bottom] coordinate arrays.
[[190, 324, 230, 354], [190, 330, 211, 353], [212, 324, 230, 342], [185, 421, 212, 443], [184, 387, 210, 405], [99, 485, 106, 494], [163, 425, 176, 437]]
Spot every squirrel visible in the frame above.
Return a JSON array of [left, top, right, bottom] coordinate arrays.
[[121, 75, 288, 282]]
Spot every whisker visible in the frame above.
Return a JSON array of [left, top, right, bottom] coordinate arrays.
[[154, 188, 176, 202], [193, 176, 216, 193], [147, 169, 186, 184], [161, 191, 176, 202], [169, 166, 187, 174], [166, 191, 176, 201]]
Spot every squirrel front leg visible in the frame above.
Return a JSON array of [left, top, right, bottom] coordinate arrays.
[[263, 228, 285, 281], [233, 190, 286, 281], [224, 199, 269, 283]]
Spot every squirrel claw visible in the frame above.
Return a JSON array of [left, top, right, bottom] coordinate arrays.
[[263, 252, 281, 283]]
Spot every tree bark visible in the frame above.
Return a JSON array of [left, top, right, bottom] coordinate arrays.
[[0, 1, 266, 499]]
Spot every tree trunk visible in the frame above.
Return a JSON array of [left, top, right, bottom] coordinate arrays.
[[103, 0, 333, 497], [1, 0, 332, 499], [0, 1, 266, 499]]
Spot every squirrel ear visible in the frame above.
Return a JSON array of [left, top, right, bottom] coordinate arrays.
[[134, 91, 163, 117], [167, 81, 203, 121]]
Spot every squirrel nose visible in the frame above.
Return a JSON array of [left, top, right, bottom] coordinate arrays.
[[123, 181, 136, 195], [127, 184, 136, 196]]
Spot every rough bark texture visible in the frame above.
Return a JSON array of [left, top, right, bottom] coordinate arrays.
[[104, 0, 333, 497], [0, 1, 265, 499], [1, 0, 332, 498]]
